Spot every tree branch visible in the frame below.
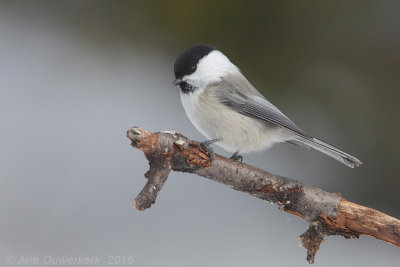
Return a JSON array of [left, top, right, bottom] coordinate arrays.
[[127, 126, 400, 264]]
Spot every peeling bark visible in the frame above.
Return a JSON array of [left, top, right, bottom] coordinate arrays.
[[127, 126, 400, 263]]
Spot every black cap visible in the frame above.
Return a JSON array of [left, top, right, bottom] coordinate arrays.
[[174, 44, 215, 78]]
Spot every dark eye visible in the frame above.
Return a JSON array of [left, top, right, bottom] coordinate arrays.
[[191, 65, 196, 71]]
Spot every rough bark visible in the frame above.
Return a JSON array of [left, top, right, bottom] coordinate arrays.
[[127, 126, 400, 264]]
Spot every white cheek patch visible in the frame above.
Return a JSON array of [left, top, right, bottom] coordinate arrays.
[[183, 50, 240, 88]]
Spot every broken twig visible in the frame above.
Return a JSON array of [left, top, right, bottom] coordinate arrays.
[[127, 126, 400, 264]]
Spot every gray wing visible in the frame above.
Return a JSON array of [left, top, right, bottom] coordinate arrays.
[[210, 75, 362, 168], [213, 76, 311, 139]]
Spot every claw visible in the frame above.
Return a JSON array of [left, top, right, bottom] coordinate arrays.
[[230, 151, 243, 162], [200, 138, 221, 161]]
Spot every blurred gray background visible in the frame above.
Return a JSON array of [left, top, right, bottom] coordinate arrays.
[[0, 0, 399, 266]]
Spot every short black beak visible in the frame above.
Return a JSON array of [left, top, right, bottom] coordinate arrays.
[[173, 78, 183, 86]]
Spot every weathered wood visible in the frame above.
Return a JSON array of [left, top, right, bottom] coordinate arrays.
[[127, 126, 400, 263]]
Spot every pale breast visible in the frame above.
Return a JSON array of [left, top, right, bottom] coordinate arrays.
[[180, 88, 282, 153]]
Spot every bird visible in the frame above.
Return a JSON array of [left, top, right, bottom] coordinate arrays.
[[172, 44, 362, 168]]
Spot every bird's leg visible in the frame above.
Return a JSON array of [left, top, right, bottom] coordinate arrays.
[[230, 151, 243, 162], [199, 138, 221, 161]]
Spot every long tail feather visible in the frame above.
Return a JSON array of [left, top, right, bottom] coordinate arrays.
[[290, 137, 362, 168]]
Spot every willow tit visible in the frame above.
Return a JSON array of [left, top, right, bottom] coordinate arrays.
[[173, 44, 362, 168]]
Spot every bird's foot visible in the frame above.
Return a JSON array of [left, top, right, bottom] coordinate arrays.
[[230, 151, 243, 162], [199, 138, 221, 161]]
